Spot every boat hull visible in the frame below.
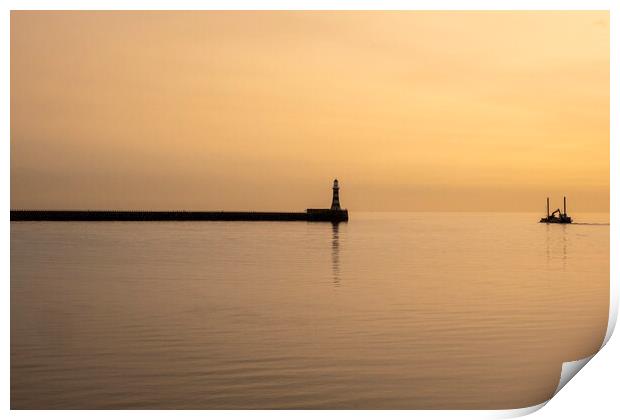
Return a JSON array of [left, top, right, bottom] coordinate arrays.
[[539, 216, 572, 224]]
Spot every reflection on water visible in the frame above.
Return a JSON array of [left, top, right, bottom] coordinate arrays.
[[545, 223, 569, 270], [562, 225, 567, 269], [331, 222, 340, 286], [11, 213, 609, 409]]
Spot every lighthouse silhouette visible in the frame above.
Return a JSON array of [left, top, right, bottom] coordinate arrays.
[[331, 179, 341, 210], [304, 179, 348, 222]]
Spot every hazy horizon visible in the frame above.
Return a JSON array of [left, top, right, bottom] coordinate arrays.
[[11, 11, 609, 212]]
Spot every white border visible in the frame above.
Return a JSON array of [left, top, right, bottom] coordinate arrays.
[[3, 1, 617, 419]]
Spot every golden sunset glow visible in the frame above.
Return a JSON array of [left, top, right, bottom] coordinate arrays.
[[11, 11, 609, 211]]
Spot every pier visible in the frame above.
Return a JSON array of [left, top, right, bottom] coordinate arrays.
[[10, 210, 349, 222], [10, 180, 349, 223]]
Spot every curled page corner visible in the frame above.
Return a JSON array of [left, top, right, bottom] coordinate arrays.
[[544, 301, 615, 402], [492, 401, 548, 418], [493, 301, 616, 419], [553, 355, 595, 396], [490, 355, 596, 419], [542, 269, 620, 403]]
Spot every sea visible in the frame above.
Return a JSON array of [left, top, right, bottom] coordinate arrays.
[[10, 212, 610, 409]]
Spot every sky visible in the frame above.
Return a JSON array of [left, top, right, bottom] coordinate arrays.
[[11, 11, 609, 212]]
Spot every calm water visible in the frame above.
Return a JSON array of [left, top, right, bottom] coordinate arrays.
[[11, 213, 609, 409]]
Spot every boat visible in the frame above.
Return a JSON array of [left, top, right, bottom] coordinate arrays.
[[539, 197, 572, 224]]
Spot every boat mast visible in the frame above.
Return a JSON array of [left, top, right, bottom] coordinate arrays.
[[563, 196, 567, 217]]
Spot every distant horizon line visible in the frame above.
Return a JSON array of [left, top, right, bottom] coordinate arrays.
[[9, 208, 610, 214]]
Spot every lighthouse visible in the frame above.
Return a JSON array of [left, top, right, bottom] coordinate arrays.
[[331, 179, 341, 210], [305, 179, 348, 222]]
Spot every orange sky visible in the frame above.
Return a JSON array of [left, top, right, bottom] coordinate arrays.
[[11, 11, 609, 212]]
